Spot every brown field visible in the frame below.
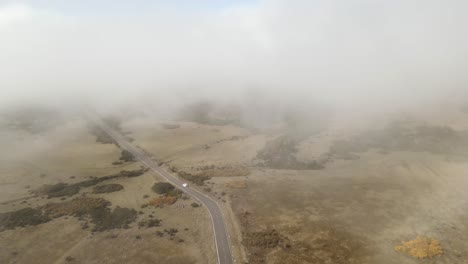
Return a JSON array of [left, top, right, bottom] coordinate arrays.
[[0, 118, 216, 264], [2, 102, 468, 264], [123, 104, 468, 264]]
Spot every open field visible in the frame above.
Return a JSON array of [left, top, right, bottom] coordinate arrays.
[[123, 104, 468, 264], [1, 102, 468, 264], [0, 117, 216, 264]]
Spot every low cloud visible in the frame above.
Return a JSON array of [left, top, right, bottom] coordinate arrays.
[[0, 0, 467, 112]]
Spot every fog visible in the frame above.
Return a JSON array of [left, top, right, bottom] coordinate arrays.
[[1, 0, 467, 115]]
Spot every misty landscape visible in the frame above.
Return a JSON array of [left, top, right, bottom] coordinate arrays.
[[1, 1, 468, 264]]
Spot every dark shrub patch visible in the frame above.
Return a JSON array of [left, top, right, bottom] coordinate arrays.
[[33, 183, 80, 198], [47, 185, 80, 198], [88, 126, 116, 144], [139, 218, 162, 228], [119, 169, 147, 178], [33, 168, 147, 199], [90, 207, 137, 232], [119, 150, 136, 162], [0, 207, 51, 231], [191, 203, 200, 208], [152, 182, 175, 194], [42, 197, 110, 218], [92, 184, 124, 194], [178, 171, 210, 186]]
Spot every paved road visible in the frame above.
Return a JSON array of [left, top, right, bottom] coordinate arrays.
[[89, 115, 234, 264]]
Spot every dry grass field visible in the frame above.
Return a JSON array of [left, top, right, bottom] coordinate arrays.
[[2, 102, 468, 264], [0, 117, 216, 264]]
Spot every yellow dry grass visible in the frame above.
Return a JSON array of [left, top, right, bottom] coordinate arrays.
[[225, 180, 247, 189], [145, 196, 178, 207], [395, 236, 443, 259]]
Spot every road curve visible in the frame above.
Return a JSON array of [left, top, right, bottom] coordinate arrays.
[[89, 115, 234, 264]]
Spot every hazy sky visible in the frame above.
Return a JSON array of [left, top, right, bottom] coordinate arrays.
[[0, 0, 467, 110]]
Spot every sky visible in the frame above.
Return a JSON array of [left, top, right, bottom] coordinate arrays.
[[0, 0, 467, 111]]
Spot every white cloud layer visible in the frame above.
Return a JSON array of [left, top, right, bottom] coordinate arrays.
[[0, 0, 467, 110]]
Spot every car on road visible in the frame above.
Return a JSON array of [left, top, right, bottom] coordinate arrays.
[[182, 183, 188, 187]]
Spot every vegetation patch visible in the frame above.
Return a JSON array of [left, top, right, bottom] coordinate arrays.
[[138, 218, 162, 228], [178, 101, 240, 125], [178, 171, 210, 186], [88, 125, 116, 144], [161, 123, 180, 129], [257, 135, 326, 170], [3, 106, 63, 134], [0, 207, 51, 231], [33, 168, 147, 198], [42, 197, 137, 231], [145, 196, 178, 207], [42, 197, 110, 218], [34, 183, 80, 198], [395, 236, 443, 259], [118, 168, 148, 177], [196, 167, 250, 178], [90, 207, 137, 232], [328, 122, 468, 159], [152, 182, 175, 195], [169, 164, 212, 185], [239, 211, 367, 264], [119, 149, 136, 162], [92, 184, 124, 194], [225, 180, 247, 189], [243, 229, 288, 249]]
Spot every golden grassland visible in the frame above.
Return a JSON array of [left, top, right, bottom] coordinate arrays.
[[395, 236, 443, 259]]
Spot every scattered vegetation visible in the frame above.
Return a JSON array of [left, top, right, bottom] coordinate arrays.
[[138, 218, 162, 228], [102, 116, 122, 131], [151, 182, 175, 195], [34, 183, 80, 198], [4, 106, 63, 134], [243, 229, 288, 249], [190, 203, 200, 208], [225, 180, 247, 189], [40, 197, 137, 232], [92, 184, 124, 194], [88, 125, 116, 144], [119, 168, 148, 177], [90, 207, 137, 232], [33, 168, 147, 198], [145, 196, 178, 207], [257, 134, 326, 170], [0, 207, 51, 231], [395, 236, 443, 259], [328, 123, 468, 159], [178, 171, 210, 186], [164, 228, 179, 236], [240, 212, 366, 264], [178, 101, 240, 125], [161, 123, 180, 129], [42, 197, 110, 218], [119, 149, 136, 162], [194, 166, 250, 178]]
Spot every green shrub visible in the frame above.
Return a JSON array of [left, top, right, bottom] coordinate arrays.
[[152, 182, 175, 194], [92, 184, 124, 194], [0, 207, 51, 231]]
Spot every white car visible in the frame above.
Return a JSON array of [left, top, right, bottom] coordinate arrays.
[[182, 183, 188, 188]]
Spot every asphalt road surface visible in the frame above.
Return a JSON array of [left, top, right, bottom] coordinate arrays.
[[89, 115, 234, 264]]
